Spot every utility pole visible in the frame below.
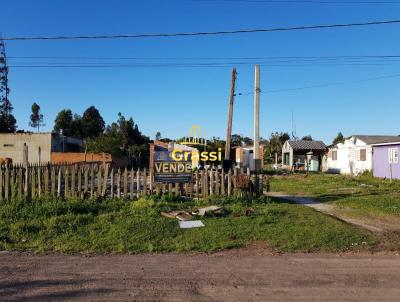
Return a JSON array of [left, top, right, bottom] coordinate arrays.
[[253, 65, 261, 173], [224, 67, 237, 170]]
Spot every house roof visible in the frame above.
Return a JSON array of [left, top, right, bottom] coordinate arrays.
[[371, 141, 400, 147], [287, 140, 327, 151], [352, 135, 400, 145]]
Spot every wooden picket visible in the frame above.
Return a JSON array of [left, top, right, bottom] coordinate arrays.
[[0, 163, 265, 202]]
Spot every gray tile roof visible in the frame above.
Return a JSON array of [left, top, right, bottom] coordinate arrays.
[[287, 140, 327, 151], [352, 135, 400, 145]]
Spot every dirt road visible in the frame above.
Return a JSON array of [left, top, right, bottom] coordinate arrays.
[[1, 251, 400, 302]]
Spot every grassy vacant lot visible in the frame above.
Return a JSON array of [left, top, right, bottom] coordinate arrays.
[[270, 173, 400, 217], [0, 196, 375, 253]]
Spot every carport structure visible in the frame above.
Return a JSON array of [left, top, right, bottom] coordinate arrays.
[[282, 140, 327, 171]]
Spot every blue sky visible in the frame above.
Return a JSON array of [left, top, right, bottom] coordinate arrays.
[[1, 0, 400, 144]]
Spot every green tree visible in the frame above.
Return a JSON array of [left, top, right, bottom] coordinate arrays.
[[29, 102, 45, 132], [155, 131, 162, 141], [242, 136, 254, 146], [81, 106, 105, 138], [0, 39, 17, 133], [301, 135, 313, 141], [231, 134, 243, 147], [332, 132, 345, 145], [264, 132, 290, 164], [71, 114, 84, 138], [86, 113, 149, 160], [54, 109, 73, 136]]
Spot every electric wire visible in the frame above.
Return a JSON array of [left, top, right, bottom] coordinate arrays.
[[2, 20, 400, 41]]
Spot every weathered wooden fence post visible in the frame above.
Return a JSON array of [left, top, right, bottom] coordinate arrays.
[[57, 168, 62, 197], [84, 168, 89, 196], [64, 168, 69, 198], [110, 168, 115, 198], [50, 166, 56, 196], [117, 169, 121, 198], [31, 168, 36, 199], [143, 169, 147, 197], [97, 166, 102, 197], [136, 169, 141, 198], [0, 169, 3, 202], [71, 167, 76, 198], [130, 168, 134, 199], [205, 169, 209, 198], [77, 167, 82, 199], [149, 169, 153, 196], [90, 166, 95, 197], [215, 169, 220, 196], [123, 168, 128, 198], [17, 168, 23, 200], [209, 169, 214, 197], [102, 165, 109, 197], [195, 170, 199, 199]]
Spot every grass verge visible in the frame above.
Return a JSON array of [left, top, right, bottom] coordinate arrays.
[[0, 196, 376, 253], [270, 173, 400, 217]]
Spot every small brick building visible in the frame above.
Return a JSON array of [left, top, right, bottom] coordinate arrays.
[[0, 132, 83, 164]]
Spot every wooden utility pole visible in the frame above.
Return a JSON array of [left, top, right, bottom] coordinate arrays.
[[253, 65, 261, 172], [224, 68, 237, 166]]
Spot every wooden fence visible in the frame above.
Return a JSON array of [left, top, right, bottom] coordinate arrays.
[[0, 163, 268, 201]]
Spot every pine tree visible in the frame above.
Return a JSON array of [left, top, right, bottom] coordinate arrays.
[[29, 102, 45, 132], [332, 132, 345, 145], [0, 39, 17, 133]]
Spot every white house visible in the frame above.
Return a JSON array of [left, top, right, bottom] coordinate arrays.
[[326, 135, 400, 175], [235, 145, 265, 172]]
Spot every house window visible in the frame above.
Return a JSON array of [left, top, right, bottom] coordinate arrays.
[[3, 144, 14, 147], [332, 150, 337, 161], [358, 149, 367, 161], [283, 153, 290, 165], [388, 148, 399, 164]]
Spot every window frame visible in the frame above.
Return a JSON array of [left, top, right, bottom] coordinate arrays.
[[331, 150, 338, 161], [388, 148, 399, 164], [359, 149, 367, 161]]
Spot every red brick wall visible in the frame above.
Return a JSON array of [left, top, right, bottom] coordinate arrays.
[[51, 152, 112, 164]]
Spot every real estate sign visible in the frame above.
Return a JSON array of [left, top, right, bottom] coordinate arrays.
[[153, 147, 192, 183]]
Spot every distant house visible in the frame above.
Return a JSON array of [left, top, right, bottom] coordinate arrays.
[[235, 145, 265, 172], [372, 142, 400, 180], [326, 135, 400, 175], [282, 140, 327, 172], [0, 132, 83, 164], [149, 140, 199, 172]]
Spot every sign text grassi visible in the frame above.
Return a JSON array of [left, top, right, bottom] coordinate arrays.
[[152, 126, 222, 184], [171, 148, 223, 162]]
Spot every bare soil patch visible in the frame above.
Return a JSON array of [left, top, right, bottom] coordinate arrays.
[[1, 252, 400, 301]]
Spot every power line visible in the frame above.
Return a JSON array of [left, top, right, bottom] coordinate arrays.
[[238, 73, 400, 95], [7, 60, 400, 68], [8, 55, 400, 60], [7, 55, 400, 67], [2, 20, 400, 41], [267, 73, 400, 92], [194, 0, 400, 4]]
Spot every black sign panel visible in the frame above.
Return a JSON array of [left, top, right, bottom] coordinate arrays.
[[154, 150, 192, 183]]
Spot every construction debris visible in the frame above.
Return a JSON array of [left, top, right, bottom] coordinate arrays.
[[244, 207, 255, 216], [175, 212, 193, 221], [161, 211, 192, 221], [179, 220, 205, 229], [192, 206, 223, 217]]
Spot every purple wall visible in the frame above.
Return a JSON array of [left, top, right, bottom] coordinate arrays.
[[373, 144, 400, 179]]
